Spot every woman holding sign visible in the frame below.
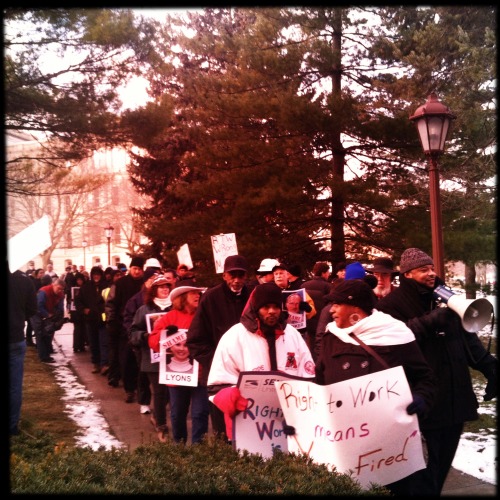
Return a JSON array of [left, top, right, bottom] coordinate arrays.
[[129, 274, 173, 442], [149, 281, 209, 444], [315, 279, 436, 495]]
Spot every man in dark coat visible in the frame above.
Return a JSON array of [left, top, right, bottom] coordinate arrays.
[[9, 266, 38, 435], [104, 256, 144, 400], [377, 247, 497, 496], [186, 254, 250, 441]]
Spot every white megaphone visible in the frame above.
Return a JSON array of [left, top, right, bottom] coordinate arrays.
[[433, 285, 494, 333]]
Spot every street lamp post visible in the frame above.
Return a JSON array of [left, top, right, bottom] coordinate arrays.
[[410, 93, 456, 280], [104, 224, 114, 266], [82, 240, 88, 269]]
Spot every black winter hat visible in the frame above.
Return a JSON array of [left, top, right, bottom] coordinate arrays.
[[252, 282, 283, 311], [324, 279, 376, 315], [90, 266, 104, 276], [129, 256, 145, 268], [143, 268, 158, 281]]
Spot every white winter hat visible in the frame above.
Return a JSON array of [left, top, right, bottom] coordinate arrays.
[[145, 258, 162, 269], [257, 258, 281, 274]]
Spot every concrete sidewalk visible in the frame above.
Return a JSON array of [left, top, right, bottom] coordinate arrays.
[[53, 323, 495, 496]]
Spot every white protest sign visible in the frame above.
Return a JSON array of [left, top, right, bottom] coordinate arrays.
[[210, 233, 238, 273], [275, 366, 425, 489], [233, 371, 308, 458], [8, 215, 52, 272], [177, 244, 193, 269]]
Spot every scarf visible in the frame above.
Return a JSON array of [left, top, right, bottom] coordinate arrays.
[[154, 297, 171, 310], [326, 309, 415, 346]]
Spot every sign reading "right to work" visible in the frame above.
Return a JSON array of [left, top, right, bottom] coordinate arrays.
[[234, 367, 425, 490]]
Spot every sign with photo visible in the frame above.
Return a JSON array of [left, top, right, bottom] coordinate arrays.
[[145, 312, 167, 364], [281, 288, 306, 330], [159, 328, 199, 386]]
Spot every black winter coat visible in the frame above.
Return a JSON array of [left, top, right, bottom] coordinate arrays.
[[376, 275, 497, 430], [75, 278, 106, 323], [315, 311, 436, 419], [186, 281, 250, 386]]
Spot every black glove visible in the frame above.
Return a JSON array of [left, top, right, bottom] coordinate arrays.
[[299, 301, 312, 313], [282, 420, 296, 436], [166, 325, 179, 336], [406, 394, 429, 418], [427, 307, 455, 331], [483, 363, 497, 401]]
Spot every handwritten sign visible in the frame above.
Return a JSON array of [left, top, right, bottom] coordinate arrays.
[[275, 366, 425, 489], [233, 371, 308, 458], [211, 233, 238, 273], [159, 329, 199, 386]]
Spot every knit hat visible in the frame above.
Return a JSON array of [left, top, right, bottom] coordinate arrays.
[[345, 262, 366, 280], [252, 282, 283, 311], [325, 279, 377, 315], [224, 255, 248, 273], [130, 256, 145, 269], [151, 274, 169, 288], [399, 248, 433, 274], [144, 268, 159, 281]]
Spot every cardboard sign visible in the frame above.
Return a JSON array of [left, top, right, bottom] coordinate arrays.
[[275, 366, 425, 489], [210, 233, 238, 273]]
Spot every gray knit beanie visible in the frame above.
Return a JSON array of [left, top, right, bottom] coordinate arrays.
[[399, 248, 433, 274]]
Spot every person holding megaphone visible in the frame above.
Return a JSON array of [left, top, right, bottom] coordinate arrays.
[[377, 247, 497, 497]]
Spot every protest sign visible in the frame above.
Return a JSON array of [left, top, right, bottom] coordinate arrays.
[[282, 289, 306, 329], [177, 244, 193, 269], [211, 233, 238, 273], [233, 371, 308, 458], [145, 313, 167, 364], [8, 215, 52, 272], [275, 366, 425, 489], [159, 329, 199, 386]]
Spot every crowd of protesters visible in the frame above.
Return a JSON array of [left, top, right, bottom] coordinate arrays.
[[13, 250, 497, 496]]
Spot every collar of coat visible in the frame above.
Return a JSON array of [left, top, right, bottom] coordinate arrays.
[[255, 318, 285, 340]]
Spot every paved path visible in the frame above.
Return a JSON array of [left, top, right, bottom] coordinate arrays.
[[53, 323, 495, 496]]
